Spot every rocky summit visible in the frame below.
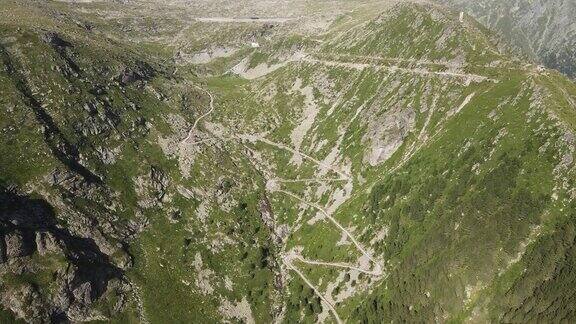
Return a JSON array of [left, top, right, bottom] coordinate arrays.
[[1, 0, 576, 323]]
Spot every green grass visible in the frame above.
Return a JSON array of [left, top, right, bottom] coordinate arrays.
[[2, 0, 576, 322]]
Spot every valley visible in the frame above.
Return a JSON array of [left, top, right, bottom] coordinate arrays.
[[1, 0, 576, 323]]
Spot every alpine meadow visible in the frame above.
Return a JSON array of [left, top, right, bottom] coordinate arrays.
[[1, 0, 576, 323]]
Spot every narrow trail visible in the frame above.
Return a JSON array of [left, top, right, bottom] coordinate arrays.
[[193, 17, 298, 23], [183, 85, 380, 324], [277, 189, 379, 268], [283, 256, 343, 324], [182, 85, 215, 144], [289, 254, 382, 276], [238, 131, 383, 323], [274, 186, 383, 323], [238, 134, 352, 179], [302, 57, 496, 83], [270, 178, 349, 184], [231, 108, 381, 324], [230, 51, 498, 83]]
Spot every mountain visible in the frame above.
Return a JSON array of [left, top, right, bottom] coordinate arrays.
[[1, 0, 576, 323], [438, 0, 576, 79]]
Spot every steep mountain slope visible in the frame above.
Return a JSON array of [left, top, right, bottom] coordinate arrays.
[[0, 1, 276, 322], [1, 0, 576, 323], [218, 3, 576, 322], [439, 0, 576, 79]]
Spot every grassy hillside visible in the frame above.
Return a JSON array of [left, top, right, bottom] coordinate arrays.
[[1, 0, 576, 323]]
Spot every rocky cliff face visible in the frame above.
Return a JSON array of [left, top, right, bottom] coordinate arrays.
[[0, 186, 129, 322], [0, 2, 176, 320], [439, 0, 576, 79]]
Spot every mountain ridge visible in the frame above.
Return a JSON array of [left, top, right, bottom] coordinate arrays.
[[438, 0, 576, 79], [1, 0, 576, 322]]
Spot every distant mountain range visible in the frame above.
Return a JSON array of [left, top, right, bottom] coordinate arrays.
[[440, 0, 576, 79]]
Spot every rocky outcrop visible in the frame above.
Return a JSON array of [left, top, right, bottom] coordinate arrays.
[[116, 61, 155, 86], [41, 31, 81, 77], [35, 232, 62, 256], [41, 32, 72, 49], [258, 195, 289, 320], [0, 44, 102, 185], [3, 231, 30, 259], [363, 105, 416, 166], [135, 166, 170, 209], [0, 186, 130, 323], [258, 196, 289, 246], [1, 285, 49, 322]]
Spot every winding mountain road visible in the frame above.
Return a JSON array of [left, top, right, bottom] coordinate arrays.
[[238, 134, 352, 179], [270, 177, 349, 184], [283, 256, 343, 324], [303, 57, 495, 83], [184, 85, 381, 324], [288, 253, 382, 276], [182, 85, 215, 144], [277, 189, 380, 269]]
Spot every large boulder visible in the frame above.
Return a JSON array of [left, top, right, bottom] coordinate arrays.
[[72, 282, 93, 306], [41, 32, 72, 48], [4, 231, 30, 259], [35, 231, 62, 256]]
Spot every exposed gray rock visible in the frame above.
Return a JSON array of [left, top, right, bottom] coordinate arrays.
[[116, 61, 155, 86], [95, 146, 119, 165], [258, 196, 285, 245], [150, 166, 169, 202], [127, 210, 149, 237], [83, 102, 97, 115], [41, 32, 72, 48], [35, 231, 62, 256], [73, 282, 93, 306], [1, 284, 47, 323], [0, 186, 130, 323], [168, 208, 182, 223], [4, 231, 29, 259], [363, 105, 416, 166], [135, 166, 170, 208]]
